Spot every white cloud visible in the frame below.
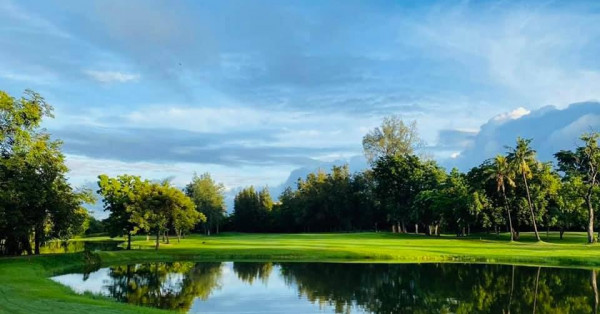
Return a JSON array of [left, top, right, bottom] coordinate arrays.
[[84, 70, 140, 83], [493, 107, 531, 122], [65, 154, 291, 193]]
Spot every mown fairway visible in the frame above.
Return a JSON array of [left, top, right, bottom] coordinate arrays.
[[3, 231, 600, 313]]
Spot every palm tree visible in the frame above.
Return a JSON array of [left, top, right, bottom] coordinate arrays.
[[487, 155, 516, 241], [507, 137, 541, 241]]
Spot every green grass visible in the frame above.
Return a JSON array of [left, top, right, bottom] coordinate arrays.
[[3, 231, 600, 313]]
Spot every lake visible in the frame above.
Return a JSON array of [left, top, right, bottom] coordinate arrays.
[[51, 262, 599, 313]]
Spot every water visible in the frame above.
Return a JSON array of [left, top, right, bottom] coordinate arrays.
[[51, 262, 600, 313]]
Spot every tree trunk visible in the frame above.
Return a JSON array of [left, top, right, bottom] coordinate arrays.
[[146, 234, 150, 241], [415, 224, 418, 234], [467, 225, 470, 236], [162, 231, 166, 243], [560, 228, 564, 240], [34, 224, 42, 255], [587, 191, 595, 243], [401, 221, 406, 234], [533, 267, 541, 314], [155, 230, 160, 250], [165, 230, 170, 244], [435, 225, 439, 236], [392, 224, 396, 233], [22, 235, 33, 255], [508, 265, 514, 313], [592, 270, 598, 314], [502, 187, 515, 241], [127, 232, 132, 250], [522, 173, 541, 241]]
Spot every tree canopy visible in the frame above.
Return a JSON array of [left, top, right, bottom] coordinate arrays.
[[0, 90, 92, 255]]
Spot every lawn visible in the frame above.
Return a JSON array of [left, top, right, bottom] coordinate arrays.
[[2, 231, 600, 313]]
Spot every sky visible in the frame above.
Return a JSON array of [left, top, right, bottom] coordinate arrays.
[[1, 0, 600, 216]]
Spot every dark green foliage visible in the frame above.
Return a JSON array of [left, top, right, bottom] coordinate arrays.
[[0, 90, 91, 255], [233, 186, 272, 232], [185, 173, 226, 235]]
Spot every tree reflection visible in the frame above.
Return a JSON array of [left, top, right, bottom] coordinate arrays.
[[233, 262, 273, 284], [81, 261, 599, 313], [277, 263, 597, 314], [103, 262, 222, 311]]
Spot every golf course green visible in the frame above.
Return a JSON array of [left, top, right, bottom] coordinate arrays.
[[2, 232, 600, 313]]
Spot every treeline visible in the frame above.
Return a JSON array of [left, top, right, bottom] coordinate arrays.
[[232, 117, 600, 243], [2, 89, 599, 255]]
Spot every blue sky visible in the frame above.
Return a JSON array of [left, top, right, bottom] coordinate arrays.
[[2, 0, 600, 209]]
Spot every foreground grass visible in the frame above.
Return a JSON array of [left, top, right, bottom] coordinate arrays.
[[2, 231, 600, 313]]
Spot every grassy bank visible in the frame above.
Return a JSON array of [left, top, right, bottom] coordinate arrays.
[[3, 231, 600, 313]]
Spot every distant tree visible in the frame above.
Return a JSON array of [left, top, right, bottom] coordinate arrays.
[[130, 181, 203, 250], [507, 138, 541, 241], [373, 154, 443, 233], [97, 174, 144, 250], [554, 177, 587, 239], [487, 155, 517, 241], [530, 162, 561, 239], [555, 132, 600, 243], [185, 173, 226, 235], [233, 186, 273, 232], [362, 115, 424, 164], [85, 215, 107, 235], [164, 183, 204, 243]]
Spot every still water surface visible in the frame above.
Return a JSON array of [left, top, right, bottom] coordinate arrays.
[[51, 262, 600, 313]]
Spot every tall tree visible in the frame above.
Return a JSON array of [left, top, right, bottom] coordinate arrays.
[[362, 115, 424, 164], [185, 173, 226, 235], [487, 155, 516, 241], [555, 133, 600, 243], [507, 138, 541, 241], [0, 90, 89, 255]]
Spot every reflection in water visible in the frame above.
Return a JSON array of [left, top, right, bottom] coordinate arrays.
[[52, 262, 599, 313]]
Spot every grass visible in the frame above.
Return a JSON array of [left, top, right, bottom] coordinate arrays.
[[2, 231, 600, 313]]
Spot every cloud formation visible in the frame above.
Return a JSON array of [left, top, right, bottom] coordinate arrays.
[[444, 102, 600, 170], [1, 0, 600, 216], [84, 70, 140, 83]]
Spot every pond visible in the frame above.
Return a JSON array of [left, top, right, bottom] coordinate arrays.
[[51, 262, 599, 313]]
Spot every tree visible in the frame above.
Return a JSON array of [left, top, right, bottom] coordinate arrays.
[[185, 173, 226, 235], [487, 155, 516, 241], [232, 186, 272, 232], [362, 115, 424, 164], [97, 174, 144, 250], [507, 138, 541, 241], [164, 183, 204, 243], [373, 154, 443, 233], [555, 133, 600, 243], [0, 90, 90, 255], [130, 181, 203, 250]]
